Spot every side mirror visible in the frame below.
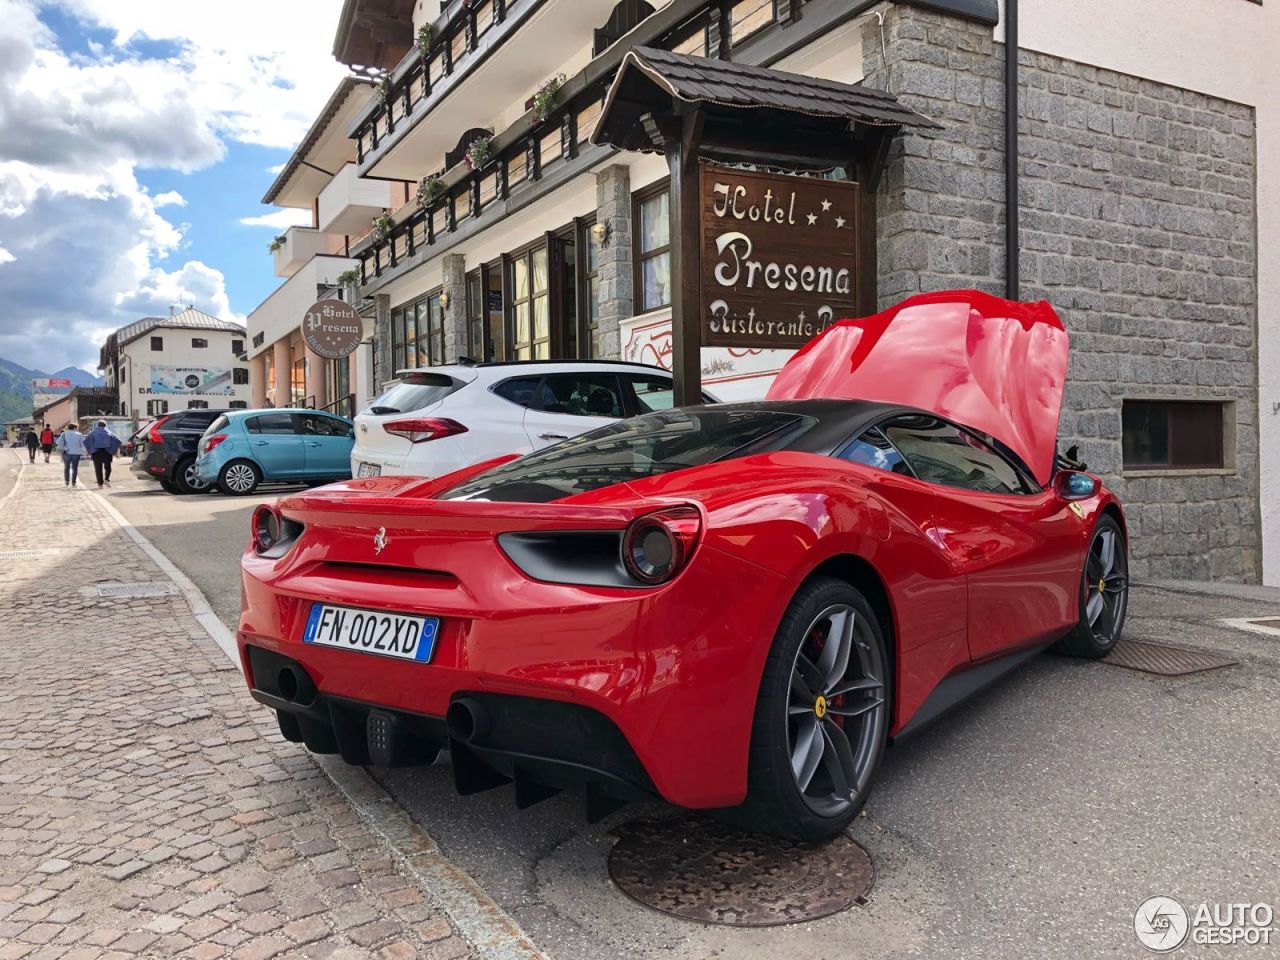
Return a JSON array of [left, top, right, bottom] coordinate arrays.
[[1054, 470, 1097, 500]]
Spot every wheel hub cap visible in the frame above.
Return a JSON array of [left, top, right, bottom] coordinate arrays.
[[813, 695, 828, 719]]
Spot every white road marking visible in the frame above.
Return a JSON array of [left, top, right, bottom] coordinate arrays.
[[1220, 616, 1280, 639], [87, 487, 549, 960]]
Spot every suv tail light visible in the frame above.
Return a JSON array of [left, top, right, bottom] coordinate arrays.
[[147, 415, 172, 444], [203, 434, 228, 454], [382, 417, 468, 444], [621, 506, 703, 585]]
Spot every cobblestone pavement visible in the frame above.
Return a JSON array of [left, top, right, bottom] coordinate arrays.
[[0, 458, 477, 959]]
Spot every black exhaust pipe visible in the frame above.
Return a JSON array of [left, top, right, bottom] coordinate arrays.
[[446, 697, 491, 744], [277, 666, 301, 702]]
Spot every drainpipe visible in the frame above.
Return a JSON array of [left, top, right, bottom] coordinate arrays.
[[1004, 0, 1019, 301]]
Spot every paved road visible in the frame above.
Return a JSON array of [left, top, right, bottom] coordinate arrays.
[[87, 463, 1280, 959], [99, 459, 305, 629]]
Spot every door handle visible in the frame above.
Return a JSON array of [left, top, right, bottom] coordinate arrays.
[[254, 440, 269, 445], [538, 433, 568, 441], [305, 441, 321, 447]]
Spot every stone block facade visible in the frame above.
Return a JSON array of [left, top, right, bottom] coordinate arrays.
[[594, 164, 635, 358], [864, 3, 1260, 580]]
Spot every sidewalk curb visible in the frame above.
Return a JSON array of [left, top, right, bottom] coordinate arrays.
[[0, 448, 25, 512], [87, 488, 550, 960]]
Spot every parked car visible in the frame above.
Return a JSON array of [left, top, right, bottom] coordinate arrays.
[[194, 409, 355, 496], [235, 291, 1126, 841], [350, 360, 716, 480], [131, 409, 228, 494]]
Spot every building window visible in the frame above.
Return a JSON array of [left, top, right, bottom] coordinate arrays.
[[729, 0, 773, 46], [232, 339, 244, 355], [146, 399, 168, 416], [509, 245, 550, 360], [229, 400, 248, 409], [392, 292, 445, 370], [466, 270, 488, 360], [150, 336, 163, 351], [635, 186, 671, 312], [192, 337, 208, 348], [120, 366, 126, 382], [1122, 400, 1228, 470], [581, 219, 602, 356], [292, 358, 306, 405], [187, 400, 209, 409], [233, 368, 249, 385]]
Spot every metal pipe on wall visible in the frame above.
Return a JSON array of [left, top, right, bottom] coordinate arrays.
[[1004, 0, 1019, 300]]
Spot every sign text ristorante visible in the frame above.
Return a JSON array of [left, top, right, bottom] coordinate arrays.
[[699, 164, 860, 350]]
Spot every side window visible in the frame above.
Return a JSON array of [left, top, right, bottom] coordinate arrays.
[[883, 416, 1030, 494], [247, 413, 296, 435], [622, 374, 675, 413], [300, 415, 352, 437], [539, 373, 624, 418], [492, 376, 543, 409], [182, 411, 217, 430], [838, 427, 912, 475]]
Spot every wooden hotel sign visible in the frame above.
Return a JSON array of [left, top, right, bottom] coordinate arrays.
[[700, 164, 860, 350]]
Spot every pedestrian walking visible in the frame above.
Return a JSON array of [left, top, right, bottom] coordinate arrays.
[[24, 427, 38, 463], [84, 420, 122, 488], [56, 423, 86, 487], [39, 424, 54, 463]]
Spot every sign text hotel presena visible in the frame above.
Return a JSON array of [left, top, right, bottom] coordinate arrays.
[[700, 164, 859, 349]]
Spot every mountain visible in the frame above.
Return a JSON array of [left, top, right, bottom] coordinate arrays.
[[0, 356, 103, 423]]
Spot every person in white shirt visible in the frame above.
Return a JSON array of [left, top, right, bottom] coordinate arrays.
[[56, 425, 87, 487]]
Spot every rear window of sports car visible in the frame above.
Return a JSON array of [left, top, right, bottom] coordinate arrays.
[[441, 409, 810, 503]]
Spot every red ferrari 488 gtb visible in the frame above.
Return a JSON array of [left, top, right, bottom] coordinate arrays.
[[237, 290, 1128, 840]]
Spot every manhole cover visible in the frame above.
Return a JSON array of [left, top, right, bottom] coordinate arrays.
[[88, 583, 178, 599], [1102, 638, 1237, 676], [607, 817, 873, 926]]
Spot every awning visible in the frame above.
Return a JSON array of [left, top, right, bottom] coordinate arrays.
[[592, 46, 940, 155]]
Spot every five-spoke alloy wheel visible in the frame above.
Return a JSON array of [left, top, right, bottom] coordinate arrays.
[[1058, 514, 1129, 658], [740, 577, 890, 841]]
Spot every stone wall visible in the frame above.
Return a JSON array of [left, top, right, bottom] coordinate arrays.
[[594, 164, 634, 358], [864, 2, 1260, 580]]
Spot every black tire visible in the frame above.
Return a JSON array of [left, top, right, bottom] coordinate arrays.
[[217, 459, 261, 496], [173, 457, 212, 495], [1055, 514, 1129, 658], [735, 576, 891, 841], [159, 478, 181, 494]]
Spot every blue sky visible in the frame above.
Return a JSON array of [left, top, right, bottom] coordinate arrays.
[[0, 0, 344, 373]]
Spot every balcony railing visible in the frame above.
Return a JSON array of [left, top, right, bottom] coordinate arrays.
[[354, 0, 524, 168], [350, 0, 816, 289]]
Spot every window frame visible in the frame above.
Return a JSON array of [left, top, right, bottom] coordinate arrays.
[[232, 367, 249, 385], [150, 336, 163, 351], [191, 337, 209, 349], [632, 181, 672, 313], [505, 240, 551, 361], [1121, 399, 1230, 472]]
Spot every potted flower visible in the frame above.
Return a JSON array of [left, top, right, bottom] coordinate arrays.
[[378, 74, 392, 104], [417, 24, 432, 54], [337, 268, 361, 286], [464, 135, 492, 171], [372, 211, 394, 240], [531, 73, 565, 126], [416, 174, 443, 208], [268, 235, 286, 253]]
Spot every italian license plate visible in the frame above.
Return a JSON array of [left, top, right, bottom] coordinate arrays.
[[357, 462, 381, 478], [302, 603, 438, 663]]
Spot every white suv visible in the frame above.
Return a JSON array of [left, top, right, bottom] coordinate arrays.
[[351, 360, 711, 479]]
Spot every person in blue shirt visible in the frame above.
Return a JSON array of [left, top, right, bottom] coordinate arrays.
[[55, 424, 87, 487], [84, 420, 122, 488]]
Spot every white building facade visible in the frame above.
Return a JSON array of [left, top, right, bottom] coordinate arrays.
[[99, 309, 252, 419]]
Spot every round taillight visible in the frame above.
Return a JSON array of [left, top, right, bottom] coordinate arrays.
[[621, 506, 702, 585], [252, 505, 280, 554]]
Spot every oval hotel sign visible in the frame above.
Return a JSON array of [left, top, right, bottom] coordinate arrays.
[[302, 299, 363, 359], [700, 163, 860, 350]]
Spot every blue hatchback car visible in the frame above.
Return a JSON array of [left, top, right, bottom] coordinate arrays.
[[194, 409, 355, 495]]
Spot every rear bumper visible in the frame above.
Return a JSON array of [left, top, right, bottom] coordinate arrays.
[[350, 439, 468, 480], [131, 452, 171, 481], [237, 538, 792, 809]]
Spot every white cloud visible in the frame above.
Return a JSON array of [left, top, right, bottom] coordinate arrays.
[[266, 163, 286, 174], [0, 0, 350, 371], [239, 208, 313, 229]]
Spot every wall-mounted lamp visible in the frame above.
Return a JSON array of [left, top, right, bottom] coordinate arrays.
[[439, 291, 451, 310], [591, 220, 612, 248]]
